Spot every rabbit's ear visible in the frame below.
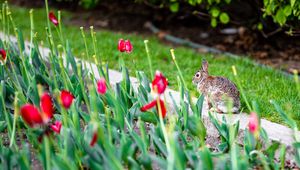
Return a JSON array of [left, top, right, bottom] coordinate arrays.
[[202, 60, 208, 72]]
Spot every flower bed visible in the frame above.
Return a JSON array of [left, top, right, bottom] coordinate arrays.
[[1, 1, 300, 169]]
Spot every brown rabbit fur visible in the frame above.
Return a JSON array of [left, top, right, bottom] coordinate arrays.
[[192, 60, 240, 114]]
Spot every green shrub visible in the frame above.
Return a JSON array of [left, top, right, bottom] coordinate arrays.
[[54, 0, 300, 34]]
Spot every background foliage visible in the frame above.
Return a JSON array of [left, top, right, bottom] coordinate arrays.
[[53, 0, 300, 34]]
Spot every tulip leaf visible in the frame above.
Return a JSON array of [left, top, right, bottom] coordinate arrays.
[[187, 116, 206, 143], [17, 29, 25, 52]]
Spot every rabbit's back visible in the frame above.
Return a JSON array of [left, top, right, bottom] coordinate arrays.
[[198, 76, 240, 107]]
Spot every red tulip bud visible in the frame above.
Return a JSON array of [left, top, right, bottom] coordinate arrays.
[[40, 93, 54, 122], [97, 78, 107, 94], [60, 90, 74, 109], [0, 49, 6, 64], [20, 104, 43, 127], [49, 12, 58, 26], [124, 40, 133, 53], [118, 39, 133, 53]]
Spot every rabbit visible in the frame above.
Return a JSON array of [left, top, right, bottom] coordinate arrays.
[[192, 60, 240, 114]]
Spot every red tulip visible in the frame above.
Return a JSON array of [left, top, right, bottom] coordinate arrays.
[[248, 112, 259, 134], [0, 49, 6, 63], [20, 92, 54, 127], [118, 39, 133, 53], [60, 90, 74, 109], [124, 40, 133, 53], [118, 39, 126, 52], [152, 71, 168, 94], [50, 121, 62, 134], [140, 99, 167, 118], [90, 131, 98, 147], [49, 12, 58, 26], [20, 104, 43, 127], [40, 93, 54, 121], [97, 78, 107, 94]]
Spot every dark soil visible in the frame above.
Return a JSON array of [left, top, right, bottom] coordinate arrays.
[[10, 0, 300, 74]]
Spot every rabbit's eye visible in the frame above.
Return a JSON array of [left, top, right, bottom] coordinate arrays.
[[196, 73, 200, 78]]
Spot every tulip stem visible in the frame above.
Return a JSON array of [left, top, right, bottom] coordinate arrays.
[[80, 27, 96, 80], [29, 9, 34, 56], [231, 66, 252, 111], [90, 26, 102, 67], [155, 89, 170, 157], [144, 40, 153, 78], [0, 83, 12, 136], [105, 106, 112, 143], [77, 63, 91, 113], [44, 0, 52, 37], [170, 49, 187, 90], [44, 136, 51, 170], [9, 92, 19, 148]]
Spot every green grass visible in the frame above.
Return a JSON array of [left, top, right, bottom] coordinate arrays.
[[8, 5, 300, 125]]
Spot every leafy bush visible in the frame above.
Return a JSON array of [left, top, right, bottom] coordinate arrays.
[[53, 0, 300, 34], [1, 1, 300, 169]]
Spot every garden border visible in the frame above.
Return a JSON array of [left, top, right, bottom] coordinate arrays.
[[1, 32, 299, 154]]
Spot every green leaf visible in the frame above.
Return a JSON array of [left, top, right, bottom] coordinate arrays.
[[219, 12, 230, 24], [275, 9, 286, 26], [138, 111, 157, 124], [211, 18, 217, 27], [0, 121, 6, 132], [199, 147, 213, 169], [257, 23, 263, 30], [291, 0, 296, 7], [283, 5, 292, 16], [210, 8, 220, 17], [17, 29, 25, 52], [187, 116, 206, 142], [170, 2, 179, 12]]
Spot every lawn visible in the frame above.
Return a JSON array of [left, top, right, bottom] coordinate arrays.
[[8, 5, 300, 125]]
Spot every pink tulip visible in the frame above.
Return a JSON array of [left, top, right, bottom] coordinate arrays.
[[248, 112, 259, 134], [97, 78, 107, 94], [50, 121, 62, 134], [49, 12, 58, 26], [60, 90, 74, 109]]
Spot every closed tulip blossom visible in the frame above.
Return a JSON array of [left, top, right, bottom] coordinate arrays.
[[20, 104, 44, 127], [20, 93, 54, 127], [97, 78, 107, 94], [118, 39, 133, 53], [48, 12, 58, 26], [60, 90, 74, 109], [152, 71, 168, 95], [50, 121, 62, 134], [0, 49, 6, 65], [248, 112, 259, 134]]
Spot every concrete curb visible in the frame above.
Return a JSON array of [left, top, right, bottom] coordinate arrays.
[[1, 33, 299, 149]]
